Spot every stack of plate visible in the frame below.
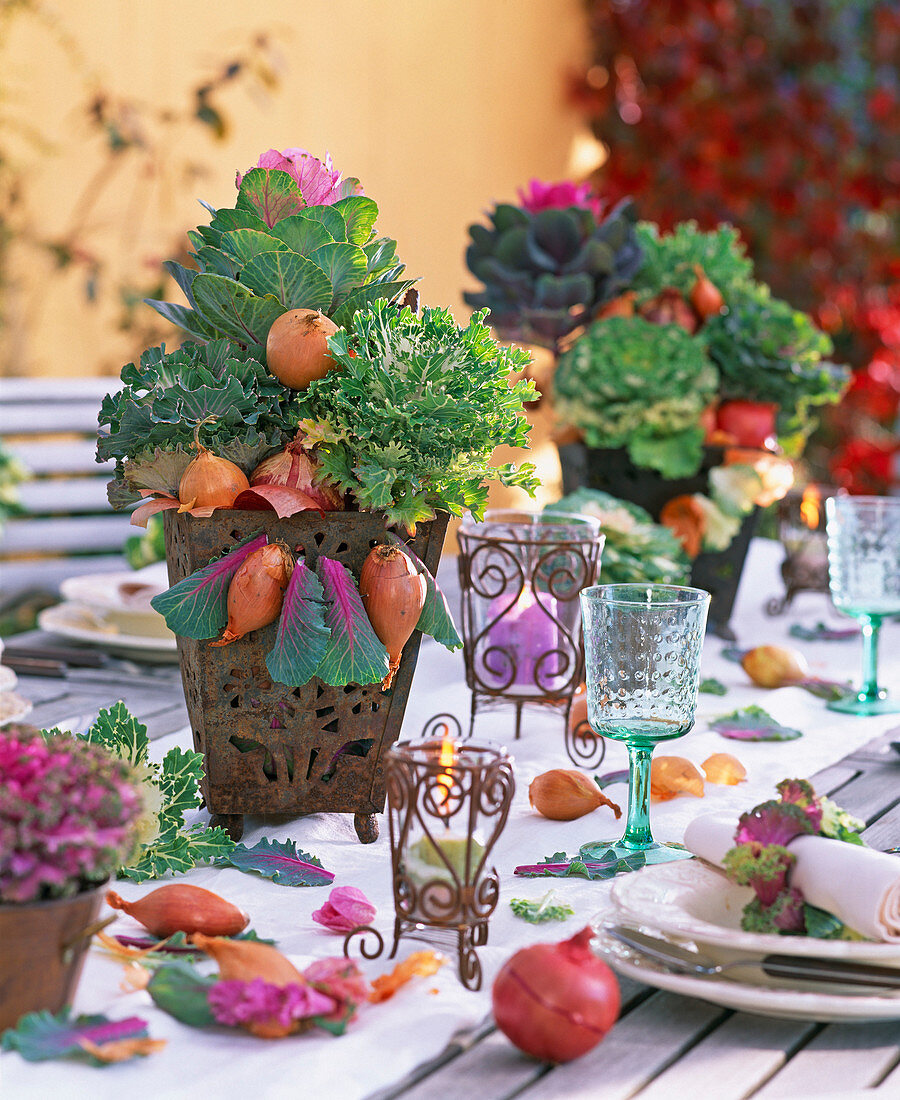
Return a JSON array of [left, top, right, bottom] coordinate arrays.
[[592, 860, 900, 1022], [38, 564, 178, 663], [0, 639, 33, 726]]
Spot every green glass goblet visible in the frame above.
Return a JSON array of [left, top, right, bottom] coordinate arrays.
[[825, 495, 900, 716], [579, 584, 710, 866]]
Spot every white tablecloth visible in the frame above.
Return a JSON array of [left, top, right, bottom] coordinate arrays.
[[4, 540, 898, 1099]]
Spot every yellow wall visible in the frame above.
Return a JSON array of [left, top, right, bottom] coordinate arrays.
[[2, 0, 588, 385]]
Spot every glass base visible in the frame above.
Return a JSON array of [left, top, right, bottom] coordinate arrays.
[[579, 839, 694, 866], [827, 692, 900, 716]]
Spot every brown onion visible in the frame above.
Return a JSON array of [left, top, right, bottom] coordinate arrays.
[[210, 542, 293, 647], [105, 884, 249, 939], [492, 927, 620, 1063], [690, 264, 725, 319], [266, 308, 339, 390], [251, 438, 343, 511], [529, 769, 621, 821], [359, 544, 427, 691], [178, 445, 249, 511], [595, 292, 636, 320]]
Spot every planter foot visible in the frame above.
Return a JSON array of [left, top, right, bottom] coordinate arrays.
[[354, 812, 379, 844], [210, 813, 244, 841]]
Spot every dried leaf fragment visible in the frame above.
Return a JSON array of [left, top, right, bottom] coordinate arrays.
[[650, 756, 705, 802], [369, 950, 446, 1003], [77, 1036, 167, 1062], [702, 753, 747, 785]]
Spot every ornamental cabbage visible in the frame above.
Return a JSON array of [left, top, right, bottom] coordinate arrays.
[[553, 316, 718, 478]]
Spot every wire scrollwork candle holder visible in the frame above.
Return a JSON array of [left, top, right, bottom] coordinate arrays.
[[344, 715, 515, 991], [457, 510, 605, 759]]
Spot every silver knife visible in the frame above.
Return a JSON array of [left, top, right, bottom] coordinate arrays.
[[603, 924, 900, 990]]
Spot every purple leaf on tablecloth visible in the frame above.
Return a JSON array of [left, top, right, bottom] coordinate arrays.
[[315, 556, 389, 686], [150, 530, 266, 639], [219, 837, 335, 886], [710, 705, 802, 741], [0, 1009, 150, 1063], [387, 532, 462, 651], [266, 558, 330, 686], [594, 769, 630, 790], [789, 622, 859, 642]]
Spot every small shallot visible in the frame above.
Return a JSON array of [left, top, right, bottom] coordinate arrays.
[[105, 884, 249, 939], [741, 645, 809, 688], [251, 437, 343, 511], [690, 264, 725, 319], [210, 542, 293, 646], [529, 769, 621, 821], [190, 933, 305, 986], [359, 543, 427, 690]]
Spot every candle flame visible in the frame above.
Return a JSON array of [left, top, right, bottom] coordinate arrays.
[[800, 485, 821, 530], [434, 732, 456, 818]]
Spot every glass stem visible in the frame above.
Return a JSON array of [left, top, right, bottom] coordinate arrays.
[[622, 743, 654, 850], [859, 615, 882, 702]]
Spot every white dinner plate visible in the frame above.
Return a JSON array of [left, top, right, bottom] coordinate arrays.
[[60, 566, 171, 638], [609, 861, 900, 966], [38, 603, 179, 664], [0, 690, 34, 727], [592, 928, 900, 1022]]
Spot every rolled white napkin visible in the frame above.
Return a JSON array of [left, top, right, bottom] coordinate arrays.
[[684, 812, 900, 942]]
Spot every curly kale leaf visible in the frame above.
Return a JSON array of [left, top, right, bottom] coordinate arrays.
[[632, 221, 754, 303], [294, 302, 539, 530], [97, 339, 298, 492]]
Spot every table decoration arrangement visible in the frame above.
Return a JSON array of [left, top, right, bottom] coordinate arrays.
[[97, 145, 539, 844], [0, 722, 146, 1032], [824, 494, 900, 715], [456, 509, 604, 759], [467, 186, 850, 636]]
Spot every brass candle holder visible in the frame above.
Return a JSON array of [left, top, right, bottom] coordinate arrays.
[[457, 510, 604, 763], [767, 484, 835, 615], [344, 714, 514, 991]]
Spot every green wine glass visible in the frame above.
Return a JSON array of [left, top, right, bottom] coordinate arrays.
[[825, 495, 900, 716], [579, 584, 710, 866]]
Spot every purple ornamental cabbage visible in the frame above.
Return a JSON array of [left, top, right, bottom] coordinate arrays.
[[723, 842, 795, 908], [734, 799, 817, 848], [517, 178, 605, 220], [0, 727, 143, 903], [776, 777, 824, 831], [236, 147, 363, 206]]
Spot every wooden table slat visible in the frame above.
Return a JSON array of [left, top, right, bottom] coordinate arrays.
[[626, 1013, 815, 1100], [753, 1020, 900, 1098], [516, 991, 726, 1100]]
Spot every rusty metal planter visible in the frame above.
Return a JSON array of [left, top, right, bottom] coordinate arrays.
[[163, 509, 449, 842]]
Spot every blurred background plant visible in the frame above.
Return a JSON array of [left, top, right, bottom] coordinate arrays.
[[570, 0, 899, 493], [0, 0, 285, 374]]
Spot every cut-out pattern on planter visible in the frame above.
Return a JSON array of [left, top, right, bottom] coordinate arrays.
[[163, 510, 448, 829]]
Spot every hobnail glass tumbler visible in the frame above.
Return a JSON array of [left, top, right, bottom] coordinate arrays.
[[579, 584, 710, 865], [825, 495, 900, 716]]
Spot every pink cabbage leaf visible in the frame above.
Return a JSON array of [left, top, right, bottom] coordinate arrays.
[[266, 559, 330, 686], [710, 705, 802, 742], [315, 556, 389, 686], [1, 1009, 151, 1064], [150, 531, 266, 638]]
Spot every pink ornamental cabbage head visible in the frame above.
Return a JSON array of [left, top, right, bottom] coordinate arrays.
[[0, 727, 144, 903], [517, 178, 605, 220], [236, 147, 364, 206]]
